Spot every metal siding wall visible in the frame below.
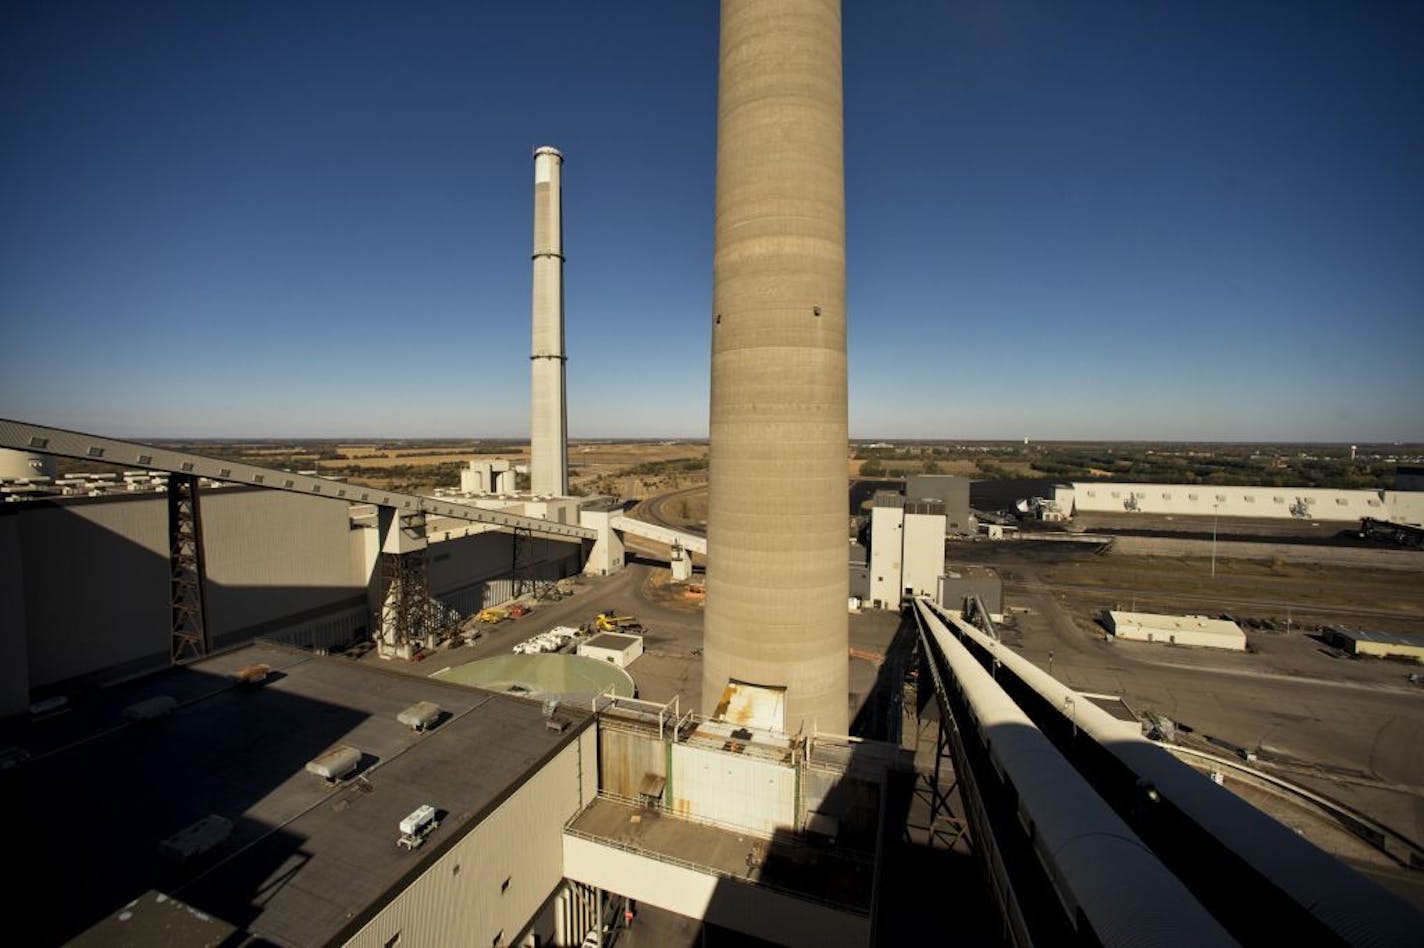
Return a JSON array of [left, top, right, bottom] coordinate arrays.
[[598, 725, 667, 800], [258, 605, 367, 652], [19, 494, 170, 688], [0, 514, 30, 714], [344, 728, 592, 948], [201, 489, 366, 638], [670, 744, 796, 836]]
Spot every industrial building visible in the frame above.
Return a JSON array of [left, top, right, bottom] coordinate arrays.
[[936, 565, 1003, 619], [1053, 481, 1424, 525], [905, 474, 973, 535], [1323, 627, 1424, 663], [0, 479, 583, 717], [4, 0, 1422, 942], [1106, 611, 1247, 651], [26, 644, 598, 946], [24, 641, 895, 947], [867, 492, 948, 609]]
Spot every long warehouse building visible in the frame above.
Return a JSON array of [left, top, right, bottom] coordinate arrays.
[[1053, 481, 1424, 524], [0, 485, 583, 716]]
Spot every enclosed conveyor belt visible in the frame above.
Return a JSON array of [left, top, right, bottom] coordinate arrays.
[[924, 598, 1423, 946], [912, 599, 1236, 948], [609, 514, 706, 555], [0, 419, 595, 542]]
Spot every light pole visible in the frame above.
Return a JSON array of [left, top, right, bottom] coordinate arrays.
[[1211, 503, 1218, 578]]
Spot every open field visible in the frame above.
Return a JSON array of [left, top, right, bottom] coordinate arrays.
[[56, 438, 1422, 508]]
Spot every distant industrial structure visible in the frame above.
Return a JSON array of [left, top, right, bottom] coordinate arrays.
[[530, 145, 569, 498], [860, 476, 980, 611], [1050, 480, 1424, 524], [1322, 627, 1424, 663], [1106, 611, 1248, 651]]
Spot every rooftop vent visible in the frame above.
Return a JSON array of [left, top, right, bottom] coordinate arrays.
[[397, 701, 442, 732], [123, 695, 177, 723], [305, 744, 362, 783], [161, 814, 233, 863]]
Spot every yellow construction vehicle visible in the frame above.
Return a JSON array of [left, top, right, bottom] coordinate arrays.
[[593, 613, 641, 633], [476, 608, 508, 625]]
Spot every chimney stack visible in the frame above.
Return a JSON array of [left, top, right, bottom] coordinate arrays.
[[529, 146, 568, 497], [702, 0, 849, 734]]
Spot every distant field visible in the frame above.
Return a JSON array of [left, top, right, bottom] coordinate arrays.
[[86, 438, 1417, 502]]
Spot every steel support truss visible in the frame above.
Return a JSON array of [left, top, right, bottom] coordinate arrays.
[[168, 474, 211, 663], [379, 547, 436, 655]]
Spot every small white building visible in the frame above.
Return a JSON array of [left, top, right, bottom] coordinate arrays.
[[868, 493, 946, 609], [1107, 611, 1246, 651], [577, 631, 644, 668]]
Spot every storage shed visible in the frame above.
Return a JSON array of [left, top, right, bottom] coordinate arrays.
[[1107, 611, 1246, 651], [576, 631, 644, 668], [1323, 628, 1424, 663]]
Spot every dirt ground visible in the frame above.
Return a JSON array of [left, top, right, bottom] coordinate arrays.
[[960, 539, 1424, 902]]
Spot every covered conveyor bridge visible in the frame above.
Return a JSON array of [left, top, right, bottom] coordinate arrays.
[[923, 597, 1424, 945], [609, 514, 706, 555], [910, 598, 1236, 947], [0, 419, 594, 542]]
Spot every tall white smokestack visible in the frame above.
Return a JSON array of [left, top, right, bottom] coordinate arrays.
[[529, 145, 568, 496]]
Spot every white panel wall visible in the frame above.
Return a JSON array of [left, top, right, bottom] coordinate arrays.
[[670, 743, 796, 836], [901, 512, 946, 598], [562, 834, 870, 947], [867, 504, 903, 608]]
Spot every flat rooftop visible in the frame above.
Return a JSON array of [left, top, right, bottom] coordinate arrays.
[[566, 796, 872, 914], [583, 631, 641, 650], [4, 643, 590, 946], [1109, 610, 1245, 638]]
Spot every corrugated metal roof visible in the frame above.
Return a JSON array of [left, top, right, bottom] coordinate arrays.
[[1333, 627, 1424, 646]]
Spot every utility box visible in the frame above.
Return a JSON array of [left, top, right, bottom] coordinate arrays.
[[161, 814, 233, 863], [398, 805, 439, 849]]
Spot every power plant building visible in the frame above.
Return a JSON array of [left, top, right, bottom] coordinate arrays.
[[867, 492, 947, 609], [0, 485, 583, 717], [906, 474, 972, 534]]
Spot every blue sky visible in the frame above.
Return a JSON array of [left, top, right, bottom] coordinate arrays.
[[2, 1, 1421, 441]]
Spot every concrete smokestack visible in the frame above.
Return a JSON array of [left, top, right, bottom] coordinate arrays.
[[702, 0, 849, 734], [530, 145, 568, 497]]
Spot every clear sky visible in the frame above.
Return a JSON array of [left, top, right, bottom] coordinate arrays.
[[2, 1, 1421, 441]]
